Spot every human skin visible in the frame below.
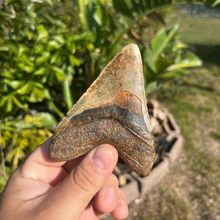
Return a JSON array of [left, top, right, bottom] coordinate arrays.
[[0, 138, 128, 220]]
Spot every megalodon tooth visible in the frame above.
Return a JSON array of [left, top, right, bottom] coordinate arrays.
[[49, 44, 155, 176]]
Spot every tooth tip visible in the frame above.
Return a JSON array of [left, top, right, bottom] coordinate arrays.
[[120, 43, 141, 59], [123, 43, 139, 50]]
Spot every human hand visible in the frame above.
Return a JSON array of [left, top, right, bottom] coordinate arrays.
[[0, 138, 128, 220]]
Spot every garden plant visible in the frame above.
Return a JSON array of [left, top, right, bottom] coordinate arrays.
[[0, 0, 220, 210]]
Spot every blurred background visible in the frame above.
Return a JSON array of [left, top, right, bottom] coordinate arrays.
[[0, 0, 220, 219]]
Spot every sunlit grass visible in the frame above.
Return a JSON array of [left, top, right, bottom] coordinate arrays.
[[180, 17, 220, 45]]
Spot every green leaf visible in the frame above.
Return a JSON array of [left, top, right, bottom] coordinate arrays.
[[67, 42, 76, 54], [41, 88, 51, 100], [4, 80, 25, 89], [5, 97, 13, 113], [33, 112, 57, 128], [18, 44, 28, 56], [144, 24, 180, 72], [0, 94, 24, 113], [29, 87, 50, 102], [46, 71, 54, 86], [67, 65, 75, 76], [72, 32, 95, 41], [151, 29, 167, 58], [32, 81, 48, 89], [155, 55, 172, 73], [35, 52, 51, 64], [69, 55, 81, 67], [12, 96, 27, 110], [46, 40, 61, 51], [36, 25, 49, 41], [51, 66, 66, 81], [86, 43, 94, 51], [1, 125, 16, 132], [16, 54, 34, 65], [50, 51, 61, 65], [8, 147, 25, 167], [3, 43, 18, 54], [167, 52, 202, 71], [2, 72, 13, 79], [53, 35, 65, 45], [46, 0, 53, 6], [0, 46, 9, 51], [143, 47, 156, 72], [34, 44, 44, 54], [41, 12, 66, 27], [211, 0, 220, 7], [0, 173, 8, 190], [173, 41, 188, 51], [0, 95, 10, 107], [153, 24, 179, 58], [77, 0, 90, 31], [4, 5, 15, 18], [17, 82, 33, 95], [63, 79, 74, 110], [48, 101, 65, 119], [50, 52, 61, 64], [34, 67, 46, 76], [113, 0, 133, 20], [159, 69, 187, 79], [145, 81, 157, 94], [17, 63, 34, 73], [93, 6, 103, 25], [29, 88, 42, 102], [15, 114, 47, 130], [25, 30, 34, 40], [27, 10, 37, 20]]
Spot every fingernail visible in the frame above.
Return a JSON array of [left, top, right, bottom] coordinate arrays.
[[92, 147, 113, 170], [104, 188, 115, 205], [118, 199, 127, 208]]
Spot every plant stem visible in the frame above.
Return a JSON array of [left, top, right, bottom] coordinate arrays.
[[4, 129, 19, 164], [0, 120, 5, 171], [0, 167, 8, 180]]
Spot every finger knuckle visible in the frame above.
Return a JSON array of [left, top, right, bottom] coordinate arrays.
[[73, 166, 97, 193]]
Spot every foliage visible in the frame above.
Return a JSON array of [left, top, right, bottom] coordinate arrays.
[[74, 0, 220, 93], [0, 113, 56, 191], [142, 24, 202, 94], [74, 0, 168, 80], [0, 0, 220, 193], [0, 0, 94, 191], [95, 0, 220, 62], [0, 0, 95, 120]]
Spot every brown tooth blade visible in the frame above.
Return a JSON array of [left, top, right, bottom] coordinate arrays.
[[49, 44, 155, 176]]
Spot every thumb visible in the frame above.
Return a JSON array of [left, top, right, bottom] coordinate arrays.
[[41, 144, 118, 220]]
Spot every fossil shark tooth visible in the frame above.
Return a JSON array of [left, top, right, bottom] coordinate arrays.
[[49, 44, 155, 176]]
